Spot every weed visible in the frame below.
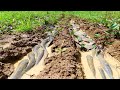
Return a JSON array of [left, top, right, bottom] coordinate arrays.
[[106, 19, 120, 39], [94, 33, 101, 38]]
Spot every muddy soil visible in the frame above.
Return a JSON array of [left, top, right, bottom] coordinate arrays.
[[107, 40, 120, 62], [69, 17, 120, 62], [1, 17, 120, 79], [69, 17, 110, 45], [0, 29, 46, 63], [0, 62, 14, 79], [0, 25, 49, 78], [37, 25, 85, 79]]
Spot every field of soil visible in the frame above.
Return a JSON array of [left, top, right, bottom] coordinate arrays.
[[0, 17, 120, 79]]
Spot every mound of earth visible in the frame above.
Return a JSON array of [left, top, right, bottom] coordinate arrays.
[[36, 24, 85, 79]]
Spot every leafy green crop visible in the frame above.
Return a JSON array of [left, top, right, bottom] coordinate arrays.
[[0, 11, 120, 33]]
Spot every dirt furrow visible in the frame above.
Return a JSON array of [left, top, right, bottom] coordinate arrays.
[[36, 25, 85, 79]]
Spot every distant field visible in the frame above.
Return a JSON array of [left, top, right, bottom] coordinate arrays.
[[0, 11, 120, 32]]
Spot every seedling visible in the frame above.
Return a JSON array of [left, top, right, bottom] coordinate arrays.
[[94, 33, 101, 38]]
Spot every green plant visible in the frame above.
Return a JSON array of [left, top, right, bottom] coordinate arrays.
[[107, 19, 120, 39], [94, 33, 101, 38], [100, 17, 120, 39], [81, 44, 85, 48], [0, 11, 120, 33]]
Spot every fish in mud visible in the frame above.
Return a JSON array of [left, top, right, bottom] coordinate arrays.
[[35, 48, 44, 65], [25, 52, 36, 71], [86, 55, 96, 78], [97, 54, 114, 79], [8, 59, 29, 79], [98, 66, 106, 79]]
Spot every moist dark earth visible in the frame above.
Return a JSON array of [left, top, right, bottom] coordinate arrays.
[[0, 26, 47, 63], [0, 25, 47, 79], [0, 62, 14, 79], [36, 26, 85, 79], [0, 17, 120, 79], [70, 17, 120, 62]]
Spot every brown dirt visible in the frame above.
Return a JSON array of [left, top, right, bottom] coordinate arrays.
[[70, 17, 111, 45], [36, 25, 85, 79], [70, 17, 120, 62], [0, 25, 48, 79], [0, 62, 14, 79], [107, 40, 120, 62], [1, 17, 120, 79], [0, 30, 45, 63]]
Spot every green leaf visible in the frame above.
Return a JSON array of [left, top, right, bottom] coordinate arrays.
[[94, 33, 101, 38], [78, 37, 82, 42], [92, 44, 97, 49], [81, 44, 85, 48]]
